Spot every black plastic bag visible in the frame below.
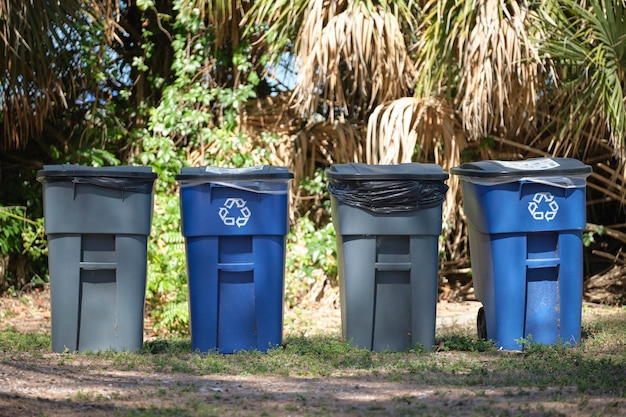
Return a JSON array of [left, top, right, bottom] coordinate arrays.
[[71, 176, 156, 193], [328, 179, 448, 213], [37, 165, 157, 194]]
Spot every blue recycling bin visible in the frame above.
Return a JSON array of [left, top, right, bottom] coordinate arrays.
[[176, 166, 293, 353], [451, 158, 592, 350]]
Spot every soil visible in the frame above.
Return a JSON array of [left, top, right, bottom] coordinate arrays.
[[0, 285, 482, 342], [0, 286, 624, 417]]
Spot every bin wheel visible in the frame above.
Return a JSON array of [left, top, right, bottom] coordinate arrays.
[[477, 307, 487, 340]]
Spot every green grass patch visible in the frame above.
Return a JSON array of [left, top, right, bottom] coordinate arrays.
[[1, 306, 624, 417], [0, 329, 50, 351]]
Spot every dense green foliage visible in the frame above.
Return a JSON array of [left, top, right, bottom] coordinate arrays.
[[0, 0, 338, 334]]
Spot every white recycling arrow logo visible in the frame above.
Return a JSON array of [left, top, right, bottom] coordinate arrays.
[[218, 198, 251, 227], [527, 192, 559, 221]]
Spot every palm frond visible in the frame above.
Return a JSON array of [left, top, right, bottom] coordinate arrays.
[[414, 0, 477, 99], [366, 97, 419, 164], [458, 0, 545, 140], [1, 0, 122, 149], [365, 96, 466, 249], [292, 120, 363, 178], [293, 1, 416, 120], [537, 0, 626, 155]]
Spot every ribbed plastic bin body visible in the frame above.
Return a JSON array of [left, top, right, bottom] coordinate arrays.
[[176, 166, 293, 353], [451, 158, 592, 350], [327, 163, 448, 352], [37, 165, 157, 353]]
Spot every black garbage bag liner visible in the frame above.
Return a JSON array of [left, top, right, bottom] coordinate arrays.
[[70, 176, 156, 193], [37, 165, 157, 194], [327, 179, 448, 213]]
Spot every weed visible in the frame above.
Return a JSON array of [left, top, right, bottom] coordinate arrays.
[[438, 334, 495, 352], [74, 390, 93, 402], [0, 330, 50, 351]]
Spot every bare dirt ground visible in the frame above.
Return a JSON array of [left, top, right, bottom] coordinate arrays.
[[0, 286, 482, 337], [1, 286, 624, 417]]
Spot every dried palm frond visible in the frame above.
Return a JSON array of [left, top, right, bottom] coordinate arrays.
[[458, 0, 545, 140], [290, 120, 363, 218], [289, 0, 348, 118], [292, 120, 363, 179], [292, 1, 416, 120], [366, 97, 421, 165], [366, 97, 460, 164], [296, 0, 344, 64], [243, 93, 300, 135], [292, 121, 363, 169], [365, 96, 466, 228]]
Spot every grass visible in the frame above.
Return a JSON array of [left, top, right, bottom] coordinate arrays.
[[1, 307, 625, 416]]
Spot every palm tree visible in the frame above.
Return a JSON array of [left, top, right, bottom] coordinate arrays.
[[245, 0, 626, 283], [244, 0, 422, 216], [246, 0, 418, 122]]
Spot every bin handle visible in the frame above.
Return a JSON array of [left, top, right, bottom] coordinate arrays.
[[520, 176, 587, 189], [218, 262, 254, 272], [518, 179, 570, 200], [72, 176, 155, 193], [374, 262, 411, 271]]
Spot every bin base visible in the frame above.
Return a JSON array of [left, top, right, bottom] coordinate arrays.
[[469, 225, 583, 350], [186, 234, 286, 354], [48, 233, 148, 353], [338, 234, 439, 352]]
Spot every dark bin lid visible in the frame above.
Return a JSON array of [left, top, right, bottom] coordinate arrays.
[[37, 164, 157, 179], [325, 163, 449, 181], [175, 166, 293, 181], [450, 157, 592, 178]]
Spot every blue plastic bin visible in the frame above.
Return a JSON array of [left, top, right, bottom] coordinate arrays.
[[451, 158, 592, 350], [176, 166, 293, 353]]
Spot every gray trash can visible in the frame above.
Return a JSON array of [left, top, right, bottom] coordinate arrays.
[[326, 163, 449, 351], [37, 165, 157, 353]]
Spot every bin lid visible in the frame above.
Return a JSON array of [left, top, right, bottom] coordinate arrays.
[[175, 166, 294, 181], [325, 163, 449, 181], [450, 158, 592, 179], [37, 164, 157, 180]]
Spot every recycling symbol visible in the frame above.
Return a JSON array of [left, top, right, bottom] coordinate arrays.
[[219, 198, 251, 227], [527, 192, 559, 221]]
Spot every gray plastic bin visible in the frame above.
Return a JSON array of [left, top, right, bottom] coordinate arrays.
[[37, 165, 157, 353], [326, 163, 448, 351]]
